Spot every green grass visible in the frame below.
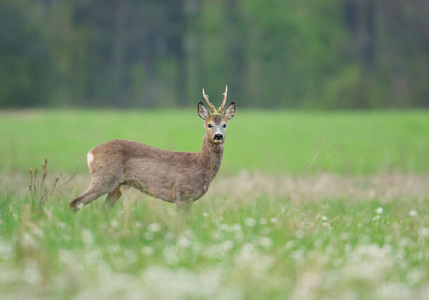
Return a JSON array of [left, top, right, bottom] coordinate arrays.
[[1, 110, 429, 299], [0, 109, 429, 174], [1, 178, 428, 299]]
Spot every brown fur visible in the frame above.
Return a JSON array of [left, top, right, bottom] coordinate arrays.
[[70, 97, 236, 212]]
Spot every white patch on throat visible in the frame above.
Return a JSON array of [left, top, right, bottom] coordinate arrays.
[[87, 152, 94, 166]]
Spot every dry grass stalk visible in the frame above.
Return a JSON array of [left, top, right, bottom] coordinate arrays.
[[28, 159, 59, 205]]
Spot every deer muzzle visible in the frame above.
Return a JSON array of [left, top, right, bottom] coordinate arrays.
[[213, 133, 223, 141]]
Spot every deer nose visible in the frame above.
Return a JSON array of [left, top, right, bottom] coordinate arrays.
[[214, 133, 223, 140]]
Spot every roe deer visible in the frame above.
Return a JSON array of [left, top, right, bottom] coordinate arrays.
[[70, 86, 236, 212]]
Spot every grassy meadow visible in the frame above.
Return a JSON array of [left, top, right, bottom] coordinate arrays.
[[1, 109, 429, 299]]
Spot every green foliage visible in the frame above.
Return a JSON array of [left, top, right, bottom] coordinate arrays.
[[0, 0, 52, 107], [0, 0, 428, 108]]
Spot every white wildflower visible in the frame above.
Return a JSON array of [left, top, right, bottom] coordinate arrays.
[[110, 220, 119, 228], [285, 240, 298, 250], [84, 249, 103, 266], [31, 226, 44, 238], [377, 282, 413, 300], [291, 249, 305, 264], [141, 246, 154, 256], [57, 221, 66, 229], [218, 223, 229, 231], [232, 224, 242, 231], [164, 232, 175, 241], [345, 243, 353, 253], [24, 258, 42, 285], [211, 230, 224, 241], [0, 241, 15, 260], [344, 244, 394, 282], [183, 229, 195, 239], [81, 229, 94, 245], [244, 218, 257, 227], [163, 247, 180, 265], [214, 216, 224, 224], [340, 233, 349, 240], [148, 222, 161, 232], [21, 232, 39, 249], [375, 207, 383, 214], [408, 210, 418, 217], [235, 243, 274, 277], [141, 267, 242, 300], [321, 215, 328, 222], [323, 222, 332, 230], [125, 249, 138, 263], [259, 236, 273, 249], [407, 269, 423, 285], [295, 230, 304, 239], [242, 243, 254, 253], [109, 244, 120, 254], [222, 240, 234, 252], [418, 228, 429, 237], [177, 236, 191, 248], [291, 271, 322, 300]]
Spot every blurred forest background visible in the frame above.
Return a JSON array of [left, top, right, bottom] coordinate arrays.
[[1, 0, 428, 109]]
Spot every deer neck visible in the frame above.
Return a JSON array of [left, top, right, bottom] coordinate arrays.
[[197, 134, 224, 181]]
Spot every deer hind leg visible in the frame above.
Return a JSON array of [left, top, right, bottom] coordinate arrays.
[[70, 178, 121, 211], [70, 189, 105, 211], [104, 186, 122, 209]]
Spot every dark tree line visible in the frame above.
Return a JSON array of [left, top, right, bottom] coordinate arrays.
[[1, 0, 428, 109]]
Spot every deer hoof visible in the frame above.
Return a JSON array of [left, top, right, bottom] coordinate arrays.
[[70, 200, 84, 212]]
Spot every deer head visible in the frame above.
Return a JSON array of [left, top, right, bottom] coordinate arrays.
[[197, 85, 236, 144]]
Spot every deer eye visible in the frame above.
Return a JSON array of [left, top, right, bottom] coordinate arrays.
[[223, 124, 227, 128], [207, 124, 212, 128]]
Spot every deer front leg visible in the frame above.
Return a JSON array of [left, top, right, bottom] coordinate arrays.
[[175, 192, 192, 214]]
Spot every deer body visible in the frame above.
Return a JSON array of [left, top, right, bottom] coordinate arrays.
[[70, 87, 236, 211]]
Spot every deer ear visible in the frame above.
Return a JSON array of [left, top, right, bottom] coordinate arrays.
[[224, 102, 236, 120], [197, 102, 210, 120]]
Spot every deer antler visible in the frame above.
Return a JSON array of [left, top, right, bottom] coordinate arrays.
[[218, 85, 228, 113], [202, 88, 215, 113]]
